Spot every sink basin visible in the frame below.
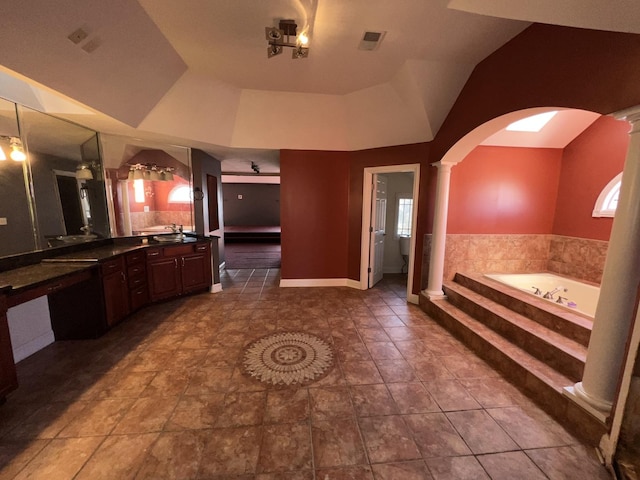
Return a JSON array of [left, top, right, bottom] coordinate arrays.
[[57, 234, 98, 244], [153, 234, 184, 243]]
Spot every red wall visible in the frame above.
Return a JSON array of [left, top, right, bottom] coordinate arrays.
[[348, 143, 431, 284], [280, 150, 350, 279], [448, 146, 562, 234], [278, 24, 640, 292], [552, 116, 629, 240]]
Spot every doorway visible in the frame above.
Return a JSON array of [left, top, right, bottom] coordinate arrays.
[[360, 164, 420, 303]]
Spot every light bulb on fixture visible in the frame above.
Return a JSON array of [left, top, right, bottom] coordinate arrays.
[[0, 146, 6, 161], [9, 137, 26, 161], [76, 163, 94, 180], [298, 32, 309, 46]]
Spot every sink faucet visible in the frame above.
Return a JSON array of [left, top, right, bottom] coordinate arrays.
[[80, 224, 91, 235], [166, 223, 179, 233], [543, 286, 567, 299]]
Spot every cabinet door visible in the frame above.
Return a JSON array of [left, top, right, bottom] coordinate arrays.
[[148, 257, 181, 301], [0, 297, 18, 400], [181, 253, 210, 293], [103, 271, 129, 327]]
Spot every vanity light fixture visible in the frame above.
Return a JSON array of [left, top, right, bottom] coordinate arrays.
[[127, 163, 175, 182], [0, 145, 6, 161], [266, 19, 310, 59], [75, 163, 94, 180], [9, 137, 26, 161]]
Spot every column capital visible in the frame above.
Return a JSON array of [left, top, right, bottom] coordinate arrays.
[[614, 105, 640, 131], [430, 160, 456, 171]]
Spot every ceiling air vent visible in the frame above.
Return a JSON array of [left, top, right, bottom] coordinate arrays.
[[358, 31, 386, 51]]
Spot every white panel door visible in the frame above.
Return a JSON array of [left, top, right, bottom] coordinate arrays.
[[369, 174, 387, 287]]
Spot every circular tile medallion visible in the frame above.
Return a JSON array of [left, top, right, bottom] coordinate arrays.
[[243, 331, 334, 386]]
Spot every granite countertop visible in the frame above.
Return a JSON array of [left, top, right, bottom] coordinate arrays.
[[0, 235, 206, 294], [0, 262, 95, 292]]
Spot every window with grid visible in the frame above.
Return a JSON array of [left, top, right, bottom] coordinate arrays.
[[593, 172, 622, 218], [396, 196, 413, 236]]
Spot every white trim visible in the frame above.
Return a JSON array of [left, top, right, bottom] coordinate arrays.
[[209, 283, 223, 293], [221, 175, 280, 184], [280, 278, 358, 288], [592, 172, 622, 218], [219, 261, 226, 272], [407, 293, 419, 304], [12, 330, 55, 362], [360, 164, 420, 301]]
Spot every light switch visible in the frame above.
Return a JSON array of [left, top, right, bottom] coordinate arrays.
[[0, 217, 7, 225], [238, 194, 243, 200], [144, 206, 150, 212]]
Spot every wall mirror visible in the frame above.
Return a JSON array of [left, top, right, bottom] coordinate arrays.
[[0, 98, 109, 257], [100, 134, 194, 239]]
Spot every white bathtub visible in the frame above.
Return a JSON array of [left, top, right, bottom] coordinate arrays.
[[485, 273, 599, 318]]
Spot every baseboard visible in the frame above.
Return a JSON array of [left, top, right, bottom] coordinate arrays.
[[210, 283, 223, 293], [347, 279, 364, 290], [219, 261, 226, 272], [280, 278, 358, 288], [13, 330, 55, 362], [407, 293, 419, 304]]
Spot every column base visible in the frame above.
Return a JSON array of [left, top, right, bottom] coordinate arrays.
[[423, 289, 446, 300], [564, 383, 611, 424]]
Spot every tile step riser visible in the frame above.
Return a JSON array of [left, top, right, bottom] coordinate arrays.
[[454, 273, 591, 347], [422, 298, 567, 401], [443, 286, 584, 382]]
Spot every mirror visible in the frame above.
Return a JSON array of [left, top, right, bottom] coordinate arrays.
[[99, 134, 194, 239], [0, 98, 110, 257]]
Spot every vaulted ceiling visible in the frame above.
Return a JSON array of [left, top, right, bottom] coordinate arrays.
[[0, 1, 637, 171]]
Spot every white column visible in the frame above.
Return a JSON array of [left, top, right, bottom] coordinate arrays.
[[425, 161, 455, 298], [567, 108, 640, 416]]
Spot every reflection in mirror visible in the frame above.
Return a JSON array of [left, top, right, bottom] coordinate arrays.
[[100, 135, 193, 238], [17, 104, 110, 250], [0, 98, 109, 257]]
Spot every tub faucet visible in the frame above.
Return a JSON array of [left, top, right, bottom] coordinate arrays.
[[556, 296, 568, 305], [531, 287, 542, 296], [543, 286, 567, 299]]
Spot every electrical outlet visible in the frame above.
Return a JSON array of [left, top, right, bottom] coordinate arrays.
[[238, 194, 243, 200], [144, 206, 150, 212], [0, 217, 7, 225]]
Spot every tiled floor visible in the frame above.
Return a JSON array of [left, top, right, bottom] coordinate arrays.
[[0, 270, 611, 479]]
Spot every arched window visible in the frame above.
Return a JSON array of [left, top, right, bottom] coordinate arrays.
[[168, 185, 192, 204], [593, 173, 622, 218]]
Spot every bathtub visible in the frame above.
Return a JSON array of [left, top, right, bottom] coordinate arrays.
[[485, 273, 599, 318]]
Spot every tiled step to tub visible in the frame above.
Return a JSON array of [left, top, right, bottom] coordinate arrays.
[[442, 281, 586, 381], [453, 272, 593, 347], [421, 296, 575, 398]]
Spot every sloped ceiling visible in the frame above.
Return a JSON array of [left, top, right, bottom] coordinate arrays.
[[0, 1, 637, 172]]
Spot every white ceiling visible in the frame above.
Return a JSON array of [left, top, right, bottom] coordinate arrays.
[[0, 1, 637, 173]]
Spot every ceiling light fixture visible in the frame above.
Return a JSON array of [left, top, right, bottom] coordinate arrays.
[[266, 19, 309, 59]]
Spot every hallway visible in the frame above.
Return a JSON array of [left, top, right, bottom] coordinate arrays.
[[0, 271, 609, 479]]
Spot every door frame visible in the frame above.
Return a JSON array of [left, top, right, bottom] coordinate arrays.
[[360, 163, 420, 303]]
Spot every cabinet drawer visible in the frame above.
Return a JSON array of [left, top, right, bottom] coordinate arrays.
[[163, 244, 194, 257], [101, 257, 124, 275], [127, 264, 146, 278], [194, 243, 209, 253], [129, 285, 149, 311], [146, 248, 162, 259], [126, 251, 146, 265], [128, 274, 147, 289]]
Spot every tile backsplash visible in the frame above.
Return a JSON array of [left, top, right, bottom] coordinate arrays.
[[421, 233, 607, 288]]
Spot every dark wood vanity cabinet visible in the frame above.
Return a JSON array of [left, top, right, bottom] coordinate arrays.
[[126, 251, 149, 312], [101, 256, 129, 327], [0, 294, 17, 402], [147, 242, 212, 302]]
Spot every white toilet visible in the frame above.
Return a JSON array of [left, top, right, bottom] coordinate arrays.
[[399, 235, 411, 257], [399, 236, 411, 273]]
